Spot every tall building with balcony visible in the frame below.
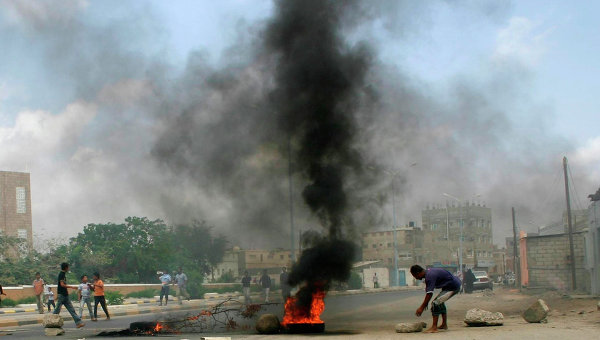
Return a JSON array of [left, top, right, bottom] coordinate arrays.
[[0, 171, 33, 250]]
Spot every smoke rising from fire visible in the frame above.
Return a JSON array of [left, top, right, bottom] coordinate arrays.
[[0, 0, 598, 248]]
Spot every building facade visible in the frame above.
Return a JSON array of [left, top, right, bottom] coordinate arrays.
[[421, 202, 495, 271], [0, 171, 33, 250]]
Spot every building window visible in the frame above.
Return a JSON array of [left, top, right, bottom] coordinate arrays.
[[16, 187, 26, 214], [17, 229, 27, 239]]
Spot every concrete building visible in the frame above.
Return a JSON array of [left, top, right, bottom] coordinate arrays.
[[584, 192, 599, 295], [213, 247, 298, 284], [361, 224, 423, 285], [0, 171, 33, 252], [421, 202, 496, 271]]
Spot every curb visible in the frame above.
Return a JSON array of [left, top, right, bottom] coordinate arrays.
[[0, 302, 206, 328], [0, 308, 37, 314]]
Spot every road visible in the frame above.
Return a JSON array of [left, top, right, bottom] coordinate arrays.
[[0, 289, 423, 339]]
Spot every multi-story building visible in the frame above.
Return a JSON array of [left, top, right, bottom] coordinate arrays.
[[361, 223, 423, 285], [0, 171, 33, 251], [213, 247, 299, 284], [421, 202, 495, 271]]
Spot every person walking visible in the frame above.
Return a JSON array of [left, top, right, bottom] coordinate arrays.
[[241, 271, 252, 304], [279, 267, 291, 302], [174, 267, 189, 305], [78, 275, 95, 321], [0, 283, 6, 307], [45, 286, 55, 312], [33, 272, 45, 314], [158, 270, 172, 306], [53, 262, 85, 328], [464, 268, 476, 294], [373, 272, 379, 288], [410, 265, 461, 333], [259, 270, 271, 303], [91, 272, 110, 320]]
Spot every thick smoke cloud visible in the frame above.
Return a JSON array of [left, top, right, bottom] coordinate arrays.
[[0, 0, 597, 250]]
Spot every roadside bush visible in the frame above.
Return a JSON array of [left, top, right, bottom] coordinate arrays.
[[0, 298, 17, 307], [105, 291, 124, 305], [347, 271, 363, 290], [125, 289, 157, 299], [17, 296, 37, 304]]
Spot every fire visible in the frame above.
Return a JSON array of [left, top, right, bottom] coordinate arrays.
[[281, 289, 326, 326], [153, 322, 164, 333]]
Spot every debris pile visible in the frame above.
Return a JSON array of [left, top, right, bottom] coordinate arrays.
[[42, 314, 65, 336]]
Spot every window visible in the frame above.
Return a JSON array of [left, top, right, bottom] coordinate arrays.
[[17, 229, 27, 239], [16, 187, 26, 214]]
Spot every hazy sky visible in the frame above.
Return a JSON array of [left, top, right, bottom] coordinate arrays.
[[0, 0, 598, 246]]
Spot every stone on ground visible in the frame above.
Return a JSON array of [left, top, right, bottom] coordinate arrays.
[[255, 314, 280, 334], [522, 299, 550, 323], [395, 321, 427, 333], [42, 314, 64, 328], [44, 328, 65, 336], [464, 308, 504, 326]]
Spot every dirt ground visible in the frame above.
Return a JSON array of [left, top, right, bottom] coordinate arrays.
[[240, 287, 600, 339]]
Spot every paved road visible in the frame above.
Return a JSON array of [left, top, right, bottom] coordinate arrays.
[[0, 289, 422, 339]]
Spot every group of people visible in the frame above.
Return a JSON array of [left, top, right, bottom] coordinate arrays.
[[241, 267, 290, 305], [157, 267, 189, 306], [23, 263, 111, 329]]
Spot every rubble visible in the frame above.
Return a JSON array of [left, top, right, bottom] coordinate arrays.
[[522, 299, 550, 323], [42, 314, 64, 328], [255, 314, 280, 334], [395, 321, 427, 333], [464, 308, 504, 326], [44, 328, 65, 336]]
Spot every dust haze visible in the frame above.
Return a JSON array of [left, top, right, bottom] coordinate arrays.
[[0, 0, 596, 248]]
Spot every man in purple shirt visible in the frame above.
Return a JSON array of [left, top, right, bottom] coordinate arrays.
[[410, 265, 461, 333]]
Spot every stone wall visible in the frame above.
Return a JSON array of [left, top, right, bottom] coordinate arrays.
[[525, 231, 589, 292]]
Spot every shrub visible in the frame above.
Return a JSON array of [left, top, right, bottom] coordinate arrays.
[[105, 291, 124, 305], [17, 296, 37, 304], [125, 289, 157, 299], [0, 298, 17, 307]]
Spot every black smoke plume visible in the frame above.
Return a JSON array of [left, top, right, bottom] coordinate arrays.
[[265, 0, 371, 307]]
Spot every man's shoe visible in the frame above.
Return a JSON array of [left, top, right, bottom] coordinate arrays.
[[76, 323, 85, 328]]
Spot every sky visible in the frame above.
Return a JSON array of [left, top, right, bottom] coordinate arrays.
[[0, 0, 598, 247]]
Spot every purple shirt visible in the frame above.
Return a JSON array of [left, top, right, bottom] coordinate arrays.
[[424, 268, 461, 293]]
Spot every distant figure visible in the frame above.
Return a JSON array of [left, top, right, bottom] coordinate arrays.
[[91, 272, 110, 320], [241, 271, 252, 304], [0, 283, 5, 307], [174, 267, 189, 305], [455, 270, 464, 294], [373, 273, 379, 288], [45, 286, 55, 312], [78, 275, 95, 321], [158, 270, 172, 306], [410, 265, 461, 333], [259, 270, 271, 303], [33, 272, 45, 314], [53, 262, 85, 328], [464, 269, 476, 294], [280, 267, 291, 301]]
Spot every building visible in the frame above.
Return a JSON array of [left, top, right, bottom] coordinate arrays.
[[0, 171, 33, 251], [361, 224, 423, 285], [586, 191, 600, 295], [213, 247, 298, 284], [421, 202, 496, 271]]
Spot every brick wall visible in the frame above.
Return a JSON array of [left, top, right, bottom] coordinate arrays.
[[0, 171, 33, 248], [525, 231, 589, 292]]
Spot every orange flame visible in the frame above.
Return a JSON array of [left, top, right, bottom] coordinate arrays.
[[153, 322, 164, 332], [281, 289, 325, 326]]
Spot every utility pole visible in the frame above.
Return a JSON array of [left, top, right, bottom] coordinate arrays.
[[288, 137, 296, 262], [511, 207, 520, 290], [391, 177, 399, 287], [563, 156, 577, 290]]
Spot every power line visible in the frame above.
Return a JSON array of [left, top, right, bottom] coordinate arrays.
[[567, 163, 585, 211]]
